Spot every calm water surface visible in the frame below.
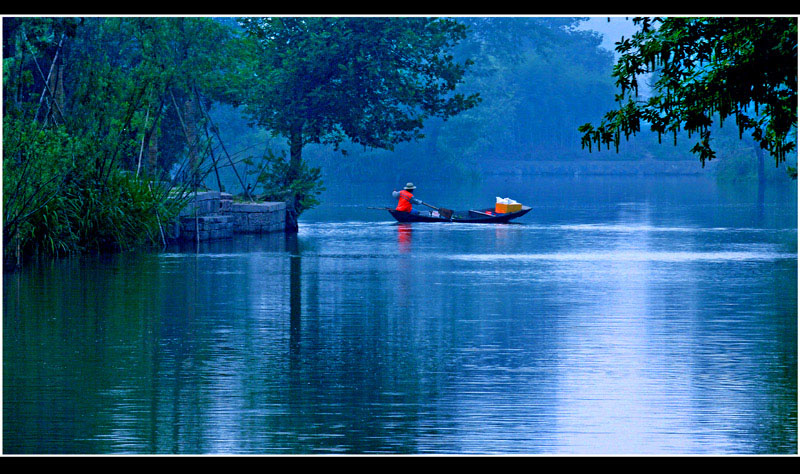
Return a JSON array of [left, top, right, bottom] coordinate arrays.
[[4, 176, 797, 454]]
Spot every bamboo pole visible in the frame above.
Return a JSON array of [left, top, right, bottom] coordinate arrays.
[[147, 182, 167, 249], [136, 105, 151, 178], [192, 86, 225, 193], [33, 32, 66, 123], [194, 92, 253, 201], [170, 90, 201, 186], [27, 42, 67, 126]]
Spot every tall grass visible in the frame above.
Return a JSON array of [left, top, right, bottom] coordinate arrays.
[[3, 119, 186, 269]]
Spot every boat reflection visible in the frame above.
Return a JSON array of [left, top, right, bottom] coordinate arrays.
[[397, 223, 412, 252]]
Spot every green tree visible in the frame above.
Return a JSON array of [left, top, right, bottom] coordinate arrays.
[[315, 17, 621, 181], [3, 17, 248, 267], [579, 17, 797, 171], [237, 17, 480, 231]]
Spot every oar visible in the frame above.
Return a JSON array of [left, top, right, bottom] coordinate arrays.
[[373, 199, 454, 220], [419, 201, 454, 219]]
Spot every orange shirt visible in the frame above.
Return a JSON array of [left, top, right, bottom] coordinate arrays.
[[396, 190, 415, 212]]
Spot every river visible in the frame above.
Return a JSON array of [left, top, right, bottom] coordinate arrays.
[[3, 175, 797, 454]]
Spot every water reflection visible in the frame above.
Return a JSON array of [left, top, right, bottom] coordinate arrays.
[[3, 176, 796, 454], [287, 234, 302, 369], [397, 224, 413, 253], [550, 202, 687, 453]]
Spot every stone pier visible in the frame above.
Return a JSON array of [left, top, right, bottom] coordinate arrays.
[[229, 201, 287, 234], [170, 191, 286, 242]]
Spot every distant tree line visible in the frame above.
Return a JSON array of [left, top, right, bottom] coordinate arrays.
[[303, 17, 626, 181], [305, 17, 796, 184], [5, 16, 795, 268]]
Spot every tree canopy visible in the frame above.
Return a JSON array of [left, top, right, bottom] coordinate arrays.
[[578, 17, 798, 167], [237, 17, 481, 229], [238, 17, 480, 155]]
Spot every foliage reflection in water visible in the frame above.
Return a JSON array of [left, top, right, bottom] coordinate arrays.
[[3, 177, 797, 454]]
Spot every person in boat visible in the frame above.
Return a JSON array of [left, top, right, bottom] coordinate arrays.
[[393, 182, 421, 215]]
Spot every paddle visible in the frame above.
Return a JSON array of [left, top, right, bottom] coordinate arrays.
[[419, 201, 454, 219]]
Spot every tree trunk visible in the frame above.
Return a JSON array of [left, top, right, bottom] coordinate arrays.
[[753, 140, 766, 224], [755, 143, 765, 187], [285, 127, 304, 233]]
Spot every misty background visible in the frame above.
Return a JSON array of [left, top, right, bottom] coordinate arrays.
[[199, 16, 794, 205]]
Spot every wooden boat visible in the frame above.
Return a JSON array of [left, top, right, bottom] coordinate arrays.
[[388, 206, 531, 223]]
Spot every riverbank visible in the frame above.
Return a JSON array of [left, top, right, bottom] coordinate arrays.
[[478, 158, 715, 176]]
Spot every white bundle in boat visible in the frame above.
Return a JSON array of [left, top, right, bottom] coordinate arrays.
[[495, 197, 521, 213]]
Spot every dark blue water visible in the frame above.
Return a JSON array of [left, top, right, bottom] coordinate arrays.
[[4, 175, 797, 454]]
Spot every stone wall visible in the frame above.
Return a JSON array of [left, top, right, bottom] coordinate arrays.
[[170, 191, 285, 241], [179, 214, 234, 242], [229, 202, 287, 234]]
